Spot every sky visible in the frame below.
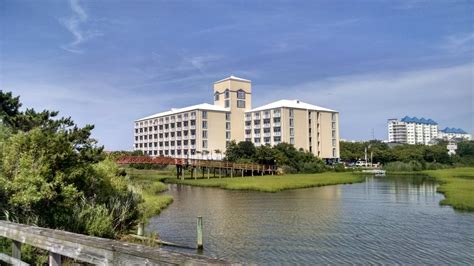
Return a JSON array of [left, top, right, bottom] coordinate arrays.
[[0, 0, 473, 150]]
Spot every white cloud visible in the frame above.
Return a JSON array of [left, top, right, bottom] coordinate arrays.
[[254, 64, 474, 140], [440, 32, 474, 55], [60, 0, 101, 53]]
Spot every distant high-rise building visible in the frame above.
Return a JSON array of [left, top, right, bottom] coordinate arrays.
[[388, 116, 438, 145], [438, 127, 471, 141]]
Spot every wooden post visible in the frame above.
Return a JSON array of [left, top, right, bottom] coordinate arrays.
[[137, 222, 144, 236], [219, 168, 221, 179], [261, 166, 264, 176], [12, 240, 21, 261], [49, 252, 61, 266], [176, 165, 179, 179], [196, 217, 203, 250], [207, 168, 210, 179], [251, 165, 254, 176], [241, 169, 244, 177], [231, 167, 234, 178], [181, 167, 184, 180]]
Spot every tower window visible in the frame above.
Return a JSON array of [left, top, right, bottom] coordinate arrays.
[[237, 100, 245, 108], [225, 100, 230, 108], [214, 92, 219, 101], [237, 89, 246, 99], [225, 89, 230, 99]]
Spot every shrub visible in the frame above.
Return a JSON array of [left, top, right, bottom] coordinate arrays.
[[301, 161, 326, 173], [384, 161, 423, 172], [281, 165, 298, 174]]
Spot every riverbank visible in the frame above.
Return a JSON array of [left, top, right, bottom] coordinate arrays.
[[165, 172, 364, 192], [126, 168, 174, 219], [421, 167, 474, 211]]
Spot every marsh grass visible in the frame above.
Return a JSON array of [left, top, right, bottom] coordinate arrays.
[[421, 167, 474, 211], [166, 172, 364, 192], [126, 168, 174, 219]]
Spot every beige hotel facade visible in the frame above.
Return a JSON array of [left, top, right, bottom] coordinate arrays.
[[134, 76, 340, 162]]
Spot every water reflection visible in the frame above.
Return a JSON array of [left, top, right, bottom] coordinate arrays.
[[147, 176, 474, 264]]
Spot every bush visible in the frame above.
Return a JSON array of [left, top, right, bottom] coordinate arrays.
[[384, 161, 423, 172], [333, 163, 346, 172], [281, 165, 298, 174], [301, 161, 326, 173]]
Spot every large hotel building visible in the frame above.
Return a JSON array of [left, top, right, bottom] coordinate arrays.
[[134, 76, 340, 161]]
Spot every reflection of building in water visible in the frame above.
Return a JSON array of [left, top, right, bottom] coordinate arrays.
[[386, 176, 439, 204]]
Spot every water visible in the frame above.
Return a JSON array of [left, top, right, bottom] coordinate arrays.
[[147, 176, 474, 264]]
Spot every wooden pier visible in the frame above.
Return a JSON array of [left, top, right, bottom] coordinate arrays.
[[117, 155, 277, 179], [0, 220, 229, 265]]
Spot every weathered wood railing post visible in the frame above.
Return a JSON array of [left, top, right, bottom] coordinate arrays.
[[137, 222, 144, 236], [12, 240, 21, 261], [49, 252, 61, 266], [197, 216, 203, 250]]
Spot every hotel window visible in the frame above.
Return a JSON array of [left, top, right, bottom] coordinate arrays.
[[154, 134, 158, 139], [190, 120, 196, 126], [140, 128, 143, 133], [332, 113, 336, 121], [203, 140, 208, 149], [332, 139, 336, 146], [245, 129, 251, 134], [139, 143, 143, 148], [144, 143, 148, 148], [274, 136, 281, 142], [225, 100, 230, 108], [226, 131, 231, 140], [226, 122, 231, 130], [332, 130, 336, 138], [225, 89, 230, 98], [144, 135, 148, 140], [202, 111, 207, 119], [290, 128, 294, 136], [274, 127, 281, 132], [154, 126, 158, 131], [237, 100, 245, 108], [135, 129, 138, 133], [254, 129, 261, 134], [333, 148, 337, 157], [135, 136, 138, 141], [144, 127, 148, 132], [254, 120, 260, 125], [237, 89, 245, 99], [140, 136, 143, 140], [149, 126, 152, 131], [254, 138, 261, 143], [214, 92, 219, 101], [202, 130, 208, 138], [202, 120, 208, 129], [226, 112, 231, 121], [289, 119, 294, 127], [245, 121, 251, 126], [170, 132, 175, 137], [264, 137, 270, 143], [332, 122, 336, 129], [135, 144, 138, 148], [273, 117, 280, 123], [290, 138, 295, 144], [159, 133, 163, 138], [289, 109, 294, 118]]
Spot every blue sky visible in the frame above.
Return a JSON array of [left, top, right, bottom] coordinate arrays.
[[1, 0, 473, 150]]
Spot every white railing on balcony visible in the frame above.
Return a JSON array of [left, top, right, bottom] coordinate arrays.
[[183, 135, 189, 139], [273, 113, 281, 118], [245, 116, 252, 121], [254, 124, 261, 129], [176, 136, 182, 140], [263, 123, 271, 128], [190, 145, 196, 149], [274, 132, 281, 136], [264, 133, 271, 137], [245, 125, 251, 130], [190, 135, 196, 139], [190, 115, 196, 120], [190, 125, 196, 130], [245, 134, 252, 138], [183, 126, 189, 130], [263, 114, 270, 119], [176, 145, 182, 149], [176, 127, 182, 131], [254, 134, 261, 138], [273, 122, 281, 127]]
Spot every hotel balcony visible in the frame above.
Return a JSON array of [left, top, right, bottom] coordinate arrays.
[[176, 136, 182, 140], [183, 145, 189, 149], [190, 125, 196, 130], [263, 123, 271, 128], [183, 135, 189, 140], [254, 134, 261, 138], [245, 125, 252, 130], [176, 145, 182, 149], [158, 129, 163, 133], [177, 117, 182, 122], [245, 134, 252, 138], [273, 112, 281, 118], [183, 126, 189, 130], [190, 115, 197, 120], [254, 124, 261, 129], [263, 114, 271, 119], [274, 132, 281, 136], [264, 133, 271, 137], [170, 136, 176, 141], [176, 127, 182, 131], [190, 145, 196, 149], [190, 135, 196, 139], [245, 116, 252, 121], [273, 122, 281, 127]]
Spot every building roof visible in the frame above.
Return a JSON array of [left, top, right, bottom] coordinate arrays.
[[135, 103, 228, 121], [247, 99, 337, 113], [214, 75, 251, 84], [400, 116, 438, 125], [440, 127, 468, 134]]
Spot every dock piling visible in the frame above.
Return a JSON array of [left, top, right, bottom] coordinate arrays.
[[197, 216, 203, 250]]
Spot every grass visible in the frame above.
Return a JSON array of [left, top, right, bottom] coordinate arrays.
[[126, 168, 174, 219], [166, 172, 364, 192], [421, 167, 474, 212]]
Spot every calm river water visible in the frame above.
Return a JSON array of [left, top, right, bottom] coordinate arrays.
[[147, 176, 474, 264]]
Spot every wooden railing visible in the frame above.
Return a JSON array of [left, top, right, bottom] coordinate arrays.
[[0, 220, 229, 265]]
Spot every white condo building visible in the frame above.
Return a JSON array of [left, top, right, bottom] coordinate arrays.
[[388, 116, 438, 145], [438, 127, 471, 141]]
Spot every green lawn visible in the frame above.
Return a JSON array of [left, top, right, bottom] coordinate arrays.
[[166, 172, 364, 192], [421, 167, 474, 211], [126, 168, 174, 219]]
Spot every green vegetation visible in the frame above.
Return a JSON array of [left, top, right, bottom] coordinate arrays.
[[0, 91, 145, 263], [225, 141, 340, 173], [421, 168, 474, 211], [340, 140, 474, 170], [126, 168, 174, 219], [167, 172, 364, 192]]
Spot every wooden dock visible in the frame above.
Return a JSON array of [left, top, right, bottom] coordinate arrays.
[[0, 220, 230, 265], [117, 155, 277, 179]]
